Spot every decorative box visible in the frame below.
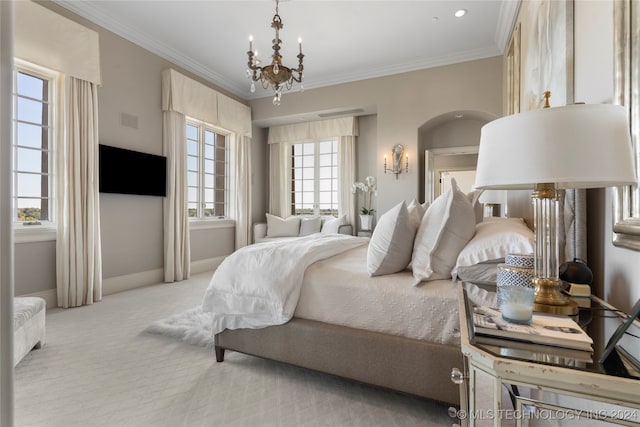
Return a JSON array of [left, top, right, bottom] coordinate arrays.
[[497, 264, 534, 288], [505, 253, 534, 269]]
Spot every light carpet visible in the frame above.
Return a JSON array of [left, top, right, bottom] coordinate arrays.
[[15, 271, 453, 426]]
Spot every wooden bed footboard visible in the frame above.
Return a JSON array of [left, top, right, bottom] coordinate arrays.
[[214, 317, 463, 406]]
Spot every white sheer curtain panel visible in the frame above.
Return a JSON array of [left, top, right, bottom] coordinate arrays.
[[268, 142, 291, 217], [56, 76, 102, 308], [232, 135, 252, 248], [163, 111, 190, 282], [338, 135, 356, 231]]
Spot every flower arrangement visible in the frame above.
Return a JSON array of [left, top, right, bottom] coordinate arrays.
[[352, 176, 377, 215]]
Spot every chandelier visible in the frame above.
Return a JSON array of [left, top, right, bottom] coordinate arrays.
[[247, 0, 304, 106]]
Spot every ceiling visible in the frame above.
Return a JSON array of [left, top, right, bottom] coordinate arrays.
[[54, 0, 519, 102]]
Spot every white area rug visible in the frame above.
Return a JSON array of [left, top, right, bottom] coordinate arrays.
[[145, 306, 214, 347]]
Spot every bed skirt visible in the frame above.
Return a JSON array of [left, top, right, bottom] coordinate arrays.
[[214, 317, 462, 406]]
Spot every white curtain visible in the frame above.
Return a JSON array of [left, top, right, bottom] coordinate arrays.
[[232, 134, 252, 248], [163, 111, 190, 282], [268, 117, 358, 225], [161, 68, 251, 276], [268, 142, 291, 217], [56, 76, 102, 308], [338, 135, 356, 232]]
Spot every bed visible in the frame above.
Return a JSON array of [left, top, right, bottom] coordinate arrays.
[[210, 186, 582, 407]]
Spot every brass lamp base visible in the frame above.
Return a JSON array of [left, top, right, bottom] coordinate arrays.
[[532, 278, 579, 315]]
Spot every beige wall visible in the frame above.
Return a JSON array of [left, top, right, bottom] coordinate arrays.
[[251, 56, 503, 214]]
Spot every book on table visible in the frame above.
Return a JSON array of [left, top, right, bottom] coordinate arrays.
[[472, 334, 594, 363], [472, 305, 593, 352]]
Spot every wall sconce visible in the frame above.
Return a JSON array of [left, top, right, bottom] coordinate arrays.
[[384, 144, 409, 179]]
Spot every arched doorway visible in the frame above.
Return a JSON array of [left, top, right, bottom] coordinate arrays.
[[418, 110, 498, 203]]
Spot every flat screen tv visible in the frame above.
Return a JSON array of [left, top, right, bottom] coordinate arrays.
[[99, 144, 167, 197]]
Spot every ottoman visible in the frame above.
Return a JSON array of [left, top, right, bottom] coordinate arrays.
[[14, 297, 46, 366]]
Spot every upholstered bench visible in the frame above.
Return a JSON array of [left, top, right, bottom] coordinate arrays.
[[14, 297, 46, 366]]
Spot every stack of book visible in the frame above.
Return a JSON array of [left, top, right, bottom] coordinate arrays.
[[471, 305, 594, 362], [562, 282, 591, 308]]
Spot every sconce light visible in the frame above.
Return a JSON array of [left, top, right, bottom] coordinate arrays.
[[384, 144, 409, 179]]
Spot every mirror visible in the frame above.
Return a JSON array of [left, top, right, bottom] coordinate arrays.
[[424, 146, 478, 202], [613, 0, 640, 250]]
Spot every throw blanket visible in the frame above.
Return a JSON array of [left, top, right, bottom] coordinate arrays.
[[202, 233, 368, 335]]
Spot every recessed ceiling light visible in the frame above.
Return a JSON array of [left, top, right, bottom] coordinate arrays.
[[454, 9, 467, 18]]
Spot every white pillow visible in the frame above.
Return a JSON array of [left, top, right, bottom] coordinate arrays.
[[299, 216, 322, 236], [411, 178, 476, 284], [452, 217, 534, 280], [321, 215, 347, 234], [407, 199, 426, 228], [367, 201, 418, 276], [266, 213, 301, 237], [466, 189, 485, 224]]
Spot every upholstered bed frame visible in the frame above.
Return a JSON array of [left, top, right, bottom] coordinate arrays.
[[215, 317, 462, 405]]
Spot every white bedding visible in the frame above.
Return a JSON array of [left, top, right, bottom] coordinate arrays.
[[296, 244, 463, 345], [202, 233, 368, 334]]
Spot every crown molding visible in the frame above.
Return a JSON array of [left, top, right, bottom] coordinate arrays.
[[495, 0, 521, 53]]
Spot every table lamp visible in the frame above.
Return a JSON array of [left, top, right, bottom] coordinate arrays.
[[475, 103, 636, 315]]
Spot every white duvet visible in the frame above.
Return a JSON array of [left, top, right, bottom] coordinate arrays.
[[201, 233, 369, 334]]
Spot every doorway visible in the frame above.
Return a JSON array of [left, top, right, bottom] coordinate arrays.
[[424, 146, 478, 202], [440, 169, 477, 194]]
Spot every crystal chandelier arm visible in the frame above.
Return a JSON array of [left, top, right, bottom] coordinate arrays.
[[247, 51, 261, 81], [290, 52, 304, 82]]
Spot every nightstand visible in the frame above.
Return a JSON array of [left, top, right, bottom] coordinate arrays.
[[453, 282, 640, 426]]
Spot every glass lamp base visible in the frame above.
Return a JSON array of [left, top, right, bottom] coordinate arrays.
[[533, 277, 579, 315]]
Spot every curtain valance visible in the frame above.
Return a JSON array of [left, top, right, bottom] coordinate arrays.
[[267, 117, 358, 144], [15, 1, 101, 85], [161, 68, 252, 137]]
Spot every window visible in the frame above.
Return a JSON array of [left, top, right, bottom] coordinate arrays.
[[291, 139, 338, 216], [13, 64, 57, 227], [186, 120, 228, 219]]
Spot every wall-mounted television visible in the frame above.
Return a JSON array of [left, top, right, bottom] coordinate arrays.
[[99, 144, 167, 197]]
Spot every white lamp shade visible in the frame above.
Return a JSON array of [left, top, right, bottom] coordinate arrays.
[[475, 104, 636, 190], [478, 190, 507, 204]]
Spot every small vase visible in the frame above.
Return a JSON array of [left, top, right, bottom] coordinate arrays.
[[360, 214, 374, 231]]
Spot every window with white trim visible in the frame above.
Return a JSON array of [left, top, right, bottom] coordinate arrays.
[[13, 63, 57, 227], [291, 139, 338, 216], [186, 120, 228, 219]]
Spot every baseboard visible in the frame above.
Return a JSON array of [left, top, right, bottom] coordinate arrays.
[[102, 269, 165, 296], [19, 256, 227, 308], [20, 289, 58, 309], [191, 256, 225, 275]]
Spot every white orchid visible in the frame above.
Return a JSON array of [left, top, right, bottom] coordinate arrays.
[[352, 176, 377, 215]]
